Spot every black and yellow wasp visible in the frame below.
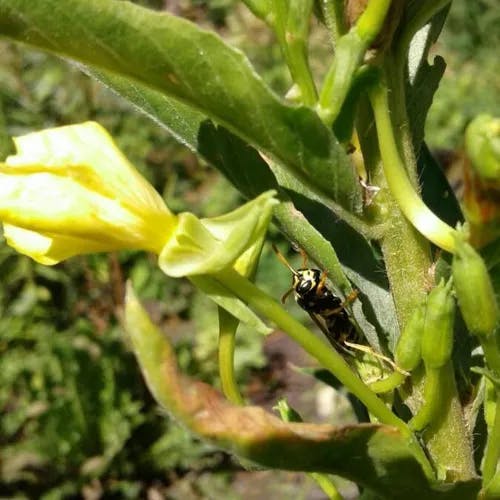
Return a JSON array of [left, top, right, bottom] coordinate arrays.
[[273, 245, 405, 373], [272, 244, 358, 352]]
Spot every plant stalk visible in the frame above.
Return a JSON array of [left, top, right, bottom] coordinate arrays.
[[218, 308, 245, 405], [369, 76, 459, 253], [483, 392, 500, 485]]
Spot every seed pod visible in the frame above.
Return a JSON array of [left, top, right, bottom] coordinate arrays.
[[452, 237, 499, 338], [421, 279, 455, 369], [395, 302, 426, 372]]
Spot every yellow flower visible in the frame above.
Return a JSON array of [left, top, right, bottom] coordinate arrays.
[[0, 122, 176, 264], [0, 121, 278, 335]]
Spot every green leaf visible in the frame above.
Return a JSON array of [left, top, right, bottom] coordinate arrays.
[[89, 69, 280, 201], [406, 6, 449, 151], [0, 0, 362, 212], [123, 285, 481, 499]]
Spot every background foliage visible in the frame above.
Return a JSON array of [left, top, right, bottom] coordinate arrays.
[[0, 0, 498, 498]]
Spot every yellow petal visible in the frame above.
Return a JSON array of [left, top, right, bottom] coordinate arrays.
[[8, 122, 168, 215], [0, 122, 176, 263], [3, 225, 119, 265]]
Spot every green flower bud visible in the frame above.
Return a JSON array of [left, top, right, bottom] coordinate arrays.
[[463, 115, 500, 246], [452, 236, 499, 338], [395, 302, 425, 372], [421, 279, 455, 369], [369, 303, 426, 394], [465, 114, 500, 181]]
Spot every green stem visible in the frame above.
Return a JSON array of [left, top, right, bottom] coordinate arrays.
[[216, 268, 396, 424], [483, 392, 500, 485], [318, 31, 365, 125], [214, 267, 434, 478], [218, 308, 245, 405], [369, 76, 459, 253], [318, 0, 391, 125], [481, 334, 500, 379], [355, 0, 392, 44], [384, 53, 420, 186], [281, 37, 318, 106], [368, 74, 476, 479], [483, 469, 500, 499], [321, 0, 347, 46], [310, 473, 344, 500], [272, 0, 317, 106], [276, 400, 344, 499]]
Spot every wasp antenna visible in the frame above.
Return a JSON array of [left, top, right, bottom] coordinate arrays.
[[271, 244, 298, 275]]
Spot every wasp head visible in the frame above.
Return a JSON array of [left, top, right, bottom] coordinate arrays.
[[293, 269, 321, 296]]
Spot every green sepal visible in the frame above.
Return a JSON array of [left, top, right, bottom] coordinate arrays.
[[159, 190, 277, 277]]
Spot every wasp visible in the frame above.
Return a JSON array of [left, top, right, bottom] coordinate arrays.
[[273, 245, 406, 373], [272, 244, 358, 351]]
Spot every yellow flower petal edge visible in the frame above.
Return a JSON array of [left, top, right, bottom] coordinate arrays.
[[0, 122, 176, 263]]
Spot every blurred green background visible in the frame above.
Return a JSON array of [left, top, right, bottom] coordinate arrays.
[[0, 1, 498, 498]]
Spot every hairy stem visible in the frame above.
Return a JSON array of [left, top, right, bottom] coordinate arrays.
[[369, 76, 459, 253], [367, 71, 475, 480], [483, 392, 500, 485]]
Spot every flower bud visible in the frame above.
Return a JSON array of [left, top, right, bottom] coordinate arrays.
[[452, 235, 499, 338], [395, 303, 425, 372], [463, 114, 500, 246], [421, 279, 455, 369]]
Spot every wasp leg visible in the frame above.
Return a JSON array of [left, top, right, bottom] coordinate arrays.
[[316, 271, 328, 293], [322, 290, 359, 317], [343, 341, 410, 376], [342, 289, 359, 307]]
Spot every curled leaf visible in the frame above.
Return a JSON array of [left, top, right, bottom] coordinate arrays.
[[123, 284, 480, 498]]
